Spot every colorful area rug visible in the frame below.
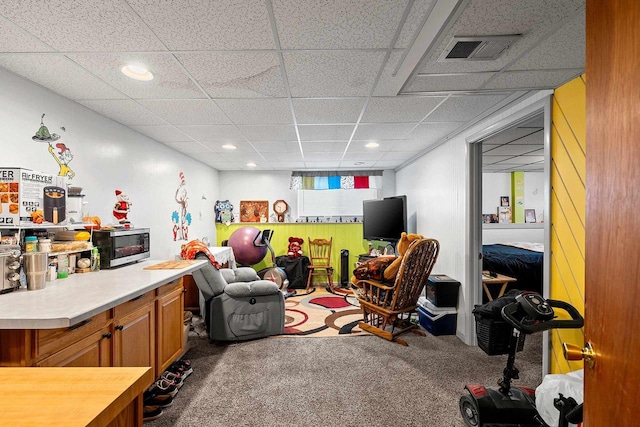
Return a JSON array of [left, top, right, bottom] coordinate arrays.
[[281, 287, 370, 338]]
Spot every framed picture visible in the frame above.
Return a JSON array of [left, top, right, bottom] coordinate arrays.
[[500, 196, 510, 207], [525, 209, 537, 223], [239, 200, 269, 223], [498, 206, 512, 223]]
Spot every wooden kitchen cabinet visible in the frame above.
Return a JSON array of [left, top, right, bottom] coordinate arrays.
[[113, 299, 155, 375], [183, 274, 200, 314], [36, 326, 112, 367], [156, 280, 184, 374]]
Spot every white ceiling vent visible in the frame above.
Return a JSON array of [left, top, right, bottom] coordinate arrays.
[[438, 35, 521, 62]]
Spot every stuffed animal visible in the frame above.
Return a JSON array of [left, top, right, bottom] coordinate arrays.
[[287, 237, 304, 258], [382, 232, 424, 281], [350, 232, 424, 287]]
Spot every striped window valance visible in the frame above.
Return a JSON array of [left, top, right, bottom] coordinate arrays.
[[290, 170, 383, 190]]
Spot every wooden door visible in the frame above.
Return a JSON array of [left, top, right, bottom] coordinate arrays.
[[113, 303, 155, 372], [585, 1, 640, 425], [156, 285, 184, 375]]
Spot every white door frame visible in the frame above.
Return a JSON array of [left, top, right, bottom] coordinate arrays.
[[464, 95, 553, 373]]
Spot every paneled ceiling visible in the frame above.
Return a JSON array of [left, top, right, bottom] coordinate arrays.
[[482, 113, 544, 173], [0, 0, 584, 171]]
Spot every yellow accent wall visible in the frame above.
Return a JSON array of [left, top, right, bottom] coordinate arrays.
[[550, 74, 586, 373], [215, 223, 370, 285]]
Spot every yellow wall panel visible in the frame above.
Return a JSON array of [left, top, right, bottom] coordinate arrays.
[[550, 75, 586, 374], [215, 222, 370, 284]]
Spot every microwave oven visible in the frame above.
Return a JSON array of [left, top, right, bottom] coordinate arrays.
[[92, 228, 150, 269]]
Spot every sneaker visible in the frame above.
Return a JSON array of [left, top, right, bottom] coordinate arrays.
[[168, 361, 193, 379], [144, 393, 174, 408], [143, 405, 163, 421], [147, 378, 178, 399], [161, 371, 184, 388]]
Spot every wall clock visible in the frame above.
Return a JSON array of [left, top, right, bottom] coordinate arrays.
[[273, 199, 289, 222]]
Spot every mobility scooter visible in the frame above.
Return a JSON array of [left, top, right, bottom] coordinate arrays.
[[460, 291, 584, 427]]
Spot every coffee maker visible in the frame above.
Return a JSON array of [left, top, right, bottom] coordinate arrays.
[[0, 245, 22, 293]]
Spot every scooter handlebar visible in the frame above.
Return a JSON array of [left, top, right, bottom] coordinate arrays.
[[501, 299, 584, 334]]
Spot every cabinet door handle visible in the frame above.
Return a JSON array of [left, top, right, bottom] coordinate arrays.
[[102, 332, 112, 339], [129, 294, 144, 302], [115, 325, 124, 331], [68, 318, 92, 331], [182, 288, 187, 294]]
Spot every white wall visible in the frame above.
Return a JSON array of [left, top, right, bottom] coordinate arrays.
[[218, 169, 396, 222], [0, 67, 219, 259], [395, 90, 552, 344]]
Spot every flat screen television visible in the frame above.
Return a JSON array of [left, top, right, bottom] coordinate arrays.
[[362, 196, 407, 242]]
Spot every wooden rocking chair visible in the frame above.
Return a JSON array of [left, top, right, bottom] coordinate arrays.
[[354, 238, 440, 346]]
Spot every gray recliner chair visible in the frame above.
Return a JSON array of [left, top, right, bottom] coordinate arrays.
[[191, 253, 285, 342]]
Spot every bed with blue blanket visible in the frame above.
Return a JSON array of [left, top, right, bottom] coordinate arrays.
[[482, 243, 543, 294]]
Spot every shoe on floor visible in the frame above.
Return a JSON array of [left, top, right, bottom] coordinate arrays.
[[143, 405, 163, 421], [168, 361, 193, 379], [147, 378, 178, 399], [161, 371, 184, 388], [144, 393, 174, 408]]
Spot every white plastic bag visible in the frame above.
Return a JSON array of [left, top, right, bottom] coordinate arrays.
[[535, 369, 583, 426]]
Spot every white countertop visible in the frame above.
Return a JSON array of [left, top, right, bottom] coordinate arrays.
[[0, 259, 207, 330]]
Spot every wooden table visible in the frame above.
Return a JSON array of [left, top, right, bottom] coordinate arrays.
[[482, 271, 517, 301], [0, 367, 153, 426]]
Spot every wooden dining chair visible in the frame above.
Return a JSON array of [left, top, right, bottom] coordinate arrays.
[[354, 238, 440, 346], [306, 237, 334, 291]]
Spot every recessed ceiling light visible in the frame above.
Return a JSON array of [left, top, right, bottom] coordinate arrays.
[[246, 162, 257, 167], [365, 142, 379, 148], [121, 64, 154, 81], [354, 161, 365, 165], [222, 144, 237, 150]]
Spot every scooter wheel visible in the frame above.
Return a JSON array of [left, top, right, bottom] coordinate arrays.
[[459, 395, 482, 427]]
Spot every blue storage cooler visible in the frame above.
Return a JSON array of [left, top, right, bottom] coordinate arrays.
[[417, 297, 457, 336]]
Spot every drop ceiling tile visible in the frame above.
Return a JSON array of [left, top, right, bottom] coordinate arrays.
[[304, 160, 342, 169], [510, 9, 585, 71], [519, 155, 545, 163], [0, 55, 125, 100], [509, 131, 544, 145], [301, 141, 348, 152], [298, 125, 354, 141], [0, 18, 54, 52], [341, 151, 385, 161], [386, 139, 434, 152], [266, 161, 307, 170], [353, 123, 416, 140], [373, 160, 406, 168], [338, 160, 376, 169], [137, 100, 231, 125], [395, 0, 436, 48], [348, 140, 394, 152], [206, 161, 246, 171], [251, 141, 301, 153], [526, 148, 545, 156], [67, 53, 205, 99], [238, 125, 297, 141], [261, 151, 303, 162], [131, 125, 193, 142], [292, 98, 365, 124], [177, 52, 285, 98], [382, 149, 425, 159], [164, 141, 210, 154], [216, 98, 293, 125], [178, 125, 246, 142], [0, 1, 165, 51], [283, 51, 386, 97], [403, 73, 495, 93], [127, 0, 274, 50], [405, 122, 462, 141], [362, 96, 445, 123], [425, 94, 508, 122], [202, 141, 256, 153], [303, 151, 343, 161], [77, 100, 165, 126], [272, 0, 406, 49], [484, 144, 542, 156], [483, 155, 517, 165], [481, 127, 540, 145], [484, 69, 583, 90]]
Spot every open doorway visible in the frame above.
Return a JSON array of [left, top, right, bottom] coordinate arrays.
[[466, 96, 552, 371]]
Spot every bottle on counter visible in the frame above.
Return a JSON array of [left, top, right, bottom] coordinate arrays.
[[91, 247, 100, 272], [57, 254, 69, 279], [38, 238, 52, 253], [24, 236, 37, 253]]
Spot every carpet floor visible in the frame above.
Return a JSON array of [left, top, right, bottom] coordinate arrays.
[[147, 317, 542, 426]]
